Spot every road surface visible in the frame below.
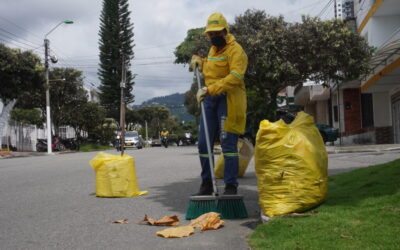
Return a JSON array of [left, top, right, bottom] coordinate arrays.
[[0, 146, 399, 249]]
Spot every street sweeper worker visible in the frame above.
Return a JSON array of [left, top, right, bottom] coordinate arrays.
[[190, 12, 248, 195]]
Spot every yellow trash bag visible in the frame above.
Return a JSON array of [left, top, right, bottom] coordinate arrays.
[[255, 111, 327, 217], [214, 138, 254, 179], [89, 152, 148, 197]]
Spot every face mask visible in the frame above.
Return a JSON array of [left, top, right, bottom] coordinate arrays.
[[211, 36, 226, 47]]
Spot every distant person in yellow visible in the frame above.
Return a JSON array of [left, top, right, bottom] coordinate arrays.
[[190, 13, 248, 195], [160, 128, 169, 137]]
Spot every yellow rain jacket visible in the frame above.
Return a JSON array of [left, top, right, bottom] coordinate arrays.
[[202, 33, 248, 134]]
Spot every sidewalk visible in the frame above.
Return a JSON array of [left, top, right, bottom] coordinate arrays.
[[326, 144, 400, 154], [0, 151, 71, 159], [2, 144, 400, 159]]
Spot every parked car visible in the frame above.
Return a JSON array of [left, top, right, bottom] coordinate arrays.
[[151, 138, 162, 147], [315, 124, 338, 143], [276, 110, 338, 143], [123, 131, 143, 149]]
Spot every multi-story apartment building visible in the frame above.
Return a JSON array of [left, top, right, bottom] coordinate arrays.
[[335, 0, 355, 20]]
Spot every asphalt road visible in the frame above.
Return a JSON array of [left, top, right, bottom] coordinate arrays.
[[0, 147, 399, 250]]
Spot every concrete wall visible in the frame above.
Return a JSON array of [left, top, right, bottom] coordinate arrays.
[[355, 0, 374, 26], [304, 103, 316, 119], [331, 89, 346, 133], [341, 130, 376, 145], [315, 101, 329, 124], [368, 15, 400, 47], [373, 92, 392, 126]]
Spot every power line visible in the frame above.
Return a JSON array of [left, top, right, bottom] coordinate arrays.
[[282, 0, 327, 15], [0, 31, 40, 49], [0, 16, 43, 44], [0, 27, 41, 47], [318, 0, 334, 18], [0, 37, 34, 51]]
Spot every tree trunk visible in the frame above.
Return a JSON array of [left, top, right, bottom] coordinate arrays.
[[0, 99, 17, 148]]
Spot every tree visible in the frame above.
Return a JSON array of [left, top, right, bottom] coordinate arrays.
[[174, 9, 373, 136], [0, 43, 44, 105], [125, 108, 142, 130], [137, 106, 170, 137], [232, 11, 306, 134], [49, 68, 88, 135], [183, 78, 200, 119], [174, 28, 209, 120], [98, 0, 135, 119], [174, 28, 209, 65], [10, 108, 43, 127], [0, 43, 44, 147], [233, 11, 373, 133], [67, 102, 106, 138]]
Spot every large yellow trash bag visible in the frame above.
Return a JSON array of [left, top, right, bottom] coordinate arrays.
[[255, 111, 327, 217], [214, 138, 254, 179], [89, 152, 148, 197]]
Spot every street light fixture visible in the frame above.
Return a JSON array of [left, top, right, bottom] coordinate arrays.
[[44, 20, 73, 154]]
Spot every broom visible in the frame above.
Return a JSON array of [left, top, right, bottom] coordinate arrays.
[[185, 67, 248, 220]]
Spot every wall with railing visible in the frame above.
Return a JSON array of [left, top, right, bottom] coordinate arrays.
[[1, 122, 76, 152]]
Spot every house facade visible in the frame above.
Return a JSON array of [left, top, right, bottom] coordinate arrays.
[[294, 0, 400, 145]]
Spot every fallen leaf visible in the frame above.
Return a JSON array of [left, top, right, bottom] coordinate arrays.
[[340, 234, 353, 239], [137, 214, 179, 226], [189, 212, 224, 231], [112, 219, 129, 224], [156, 225, 195, 238]]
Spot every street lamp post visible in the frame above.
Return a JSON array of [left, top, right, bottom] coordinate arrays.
[[44, 20, 73, 154]]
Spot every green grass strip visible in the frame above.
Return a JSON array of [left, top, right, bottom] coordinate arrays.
[[249, 158, 400, 250]]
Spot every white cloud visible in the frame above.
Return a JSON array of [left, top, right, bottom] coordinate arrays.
[[0, 0, 334, 104]]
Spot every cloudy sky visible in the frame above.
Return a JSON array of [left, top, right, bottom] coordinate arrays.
[[0, 0, 334, 104]]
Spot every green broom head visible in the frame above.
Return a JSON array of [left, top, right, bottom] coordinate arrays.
[[186, 195, 218, 220], [217, 195, 248, 219]]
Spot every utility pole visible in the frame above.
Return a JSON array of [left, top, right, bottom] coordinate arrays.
[[145, 120, 148, 147], [119, 54, 126, 156], [43, 20, 73, 154], [44, 38, 52, 154]]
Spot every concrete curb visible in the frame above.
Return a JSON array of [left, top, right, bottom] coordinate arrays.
[[327, 146, 400, 154]]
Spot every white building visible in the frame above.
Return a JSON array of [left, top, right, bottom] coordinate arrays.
[[293, 0, 400, 145], [356, 0, 400, 143], [335, 0, 355, 20]]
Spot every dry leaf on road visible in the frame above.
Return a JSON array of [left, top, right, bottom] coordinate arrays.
[[112, 219, 129, 224], [137, 214, 179, 226], [189, 212, 224, 231], [156, 225, 195, 238]]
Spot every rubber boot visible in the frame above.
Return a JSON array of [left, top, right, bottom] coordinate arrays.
[[192, 179, 213, 196], [223, 184, 237, 195]]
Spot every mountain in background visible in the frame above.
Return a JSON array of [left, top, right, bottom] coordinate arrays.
[[134, 93, 195, 122]]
